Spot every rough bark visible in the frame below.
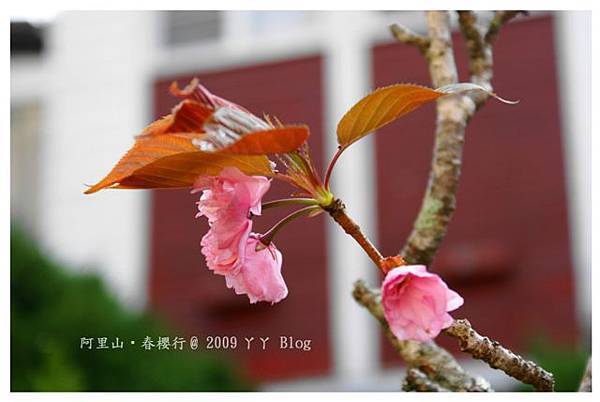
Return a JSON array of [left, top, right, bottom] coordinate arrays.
[[399, 10, 521, 265], [444, 319, 555, 391], [403, 368, 449, 392], [399, 11, 475, 266]]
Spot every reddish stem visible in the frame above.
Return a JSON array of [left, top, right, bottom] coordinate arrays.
[[324, 146, 345, 189], [259, 205, 321, 246], [262, 198, 318, 210]]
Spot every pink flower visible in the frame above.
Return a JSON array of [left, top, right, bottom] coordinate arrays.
[[382, 265, 463, 341], [193, 167, 271, 222], [225, 236, 288, 304], [193, 167, 270, 276], [193, 167, 288, 304], [200, 219, 252, 275]]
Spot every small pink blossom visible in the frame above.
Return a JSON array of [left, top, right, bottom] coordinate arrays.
[[382, 265, 463, 341], [225, 236, 288, 304]]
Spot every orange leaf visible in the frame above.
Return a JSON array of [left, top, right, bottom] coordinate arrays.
[[137, 99, 212, 138], [85, 78, 287, 194], [85, 134, 204, 194], [114, 152, 273, 190], [336, 82, 518, 149], [336, 84, 442, 148], [219, 126, 309, 155], [85, 132, 274, 194]]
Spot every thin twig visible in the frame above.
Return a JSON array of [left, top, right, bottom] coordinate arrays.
[[389, 23, 430, 54], [457, 11, 486, 64], [444, 319, 555, 391], [485, 11, 526, 45], [457, 10, 490, 104], [353, 280, 492, 392], [323, 199, 384, 269]]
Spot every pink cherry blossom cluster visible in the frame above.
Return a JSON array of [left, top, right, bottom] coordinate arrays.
[[87, 78, 523, 344], [192, 167, 287, 304], [194, 167, 463, 341]]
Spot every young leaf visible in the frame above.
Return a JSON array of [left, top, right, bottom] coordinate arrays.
[[85, 134, 203, 194], [84, 133, 274, 194], [113, 151, 274, 190], [336, 84, 443, 148], [336, 82, 518, 149], [136, 99, 213, 138], [218, 126, 309, 155], [137, 100, 212, 138], [435, 82, 519, 105]]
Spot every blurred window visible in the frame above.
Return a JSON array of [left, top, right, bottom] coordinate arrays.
[[11, 103, 42, 238], [10, 21, 44, 55], [245, 11, 314, 35], [164, 11, 222, 46]]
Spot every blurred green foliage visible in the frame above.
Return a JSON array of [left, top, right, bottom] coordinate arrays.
[[518, 337, 589, 392], [11, 226, 252, 391]]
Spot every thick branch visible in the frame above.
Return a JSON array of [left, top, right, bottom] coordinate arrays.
[[389, 23, 430, 54], [400, 10, 523, 265], [403, 368, 449, 392], [578, 357, 592, 392], [444, 319, 555, 391], [353, 280, 492, 391], [400, 11, 475, 266]]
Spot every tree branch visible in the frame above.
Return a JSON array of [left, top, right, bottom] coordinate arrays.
[[578, 357, 592, 392], [403, 368, 449, 392], [400, 11, 475, 266], [485, 11, 526, 45], [323, 198, 384, 269], [349, 10, 550, 392], [400, 10, 524, 266], [353, 280, 492, 391], [444, 319, 555, 391], [456, 10, 490, 107], [389, 23, 430, 54]]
